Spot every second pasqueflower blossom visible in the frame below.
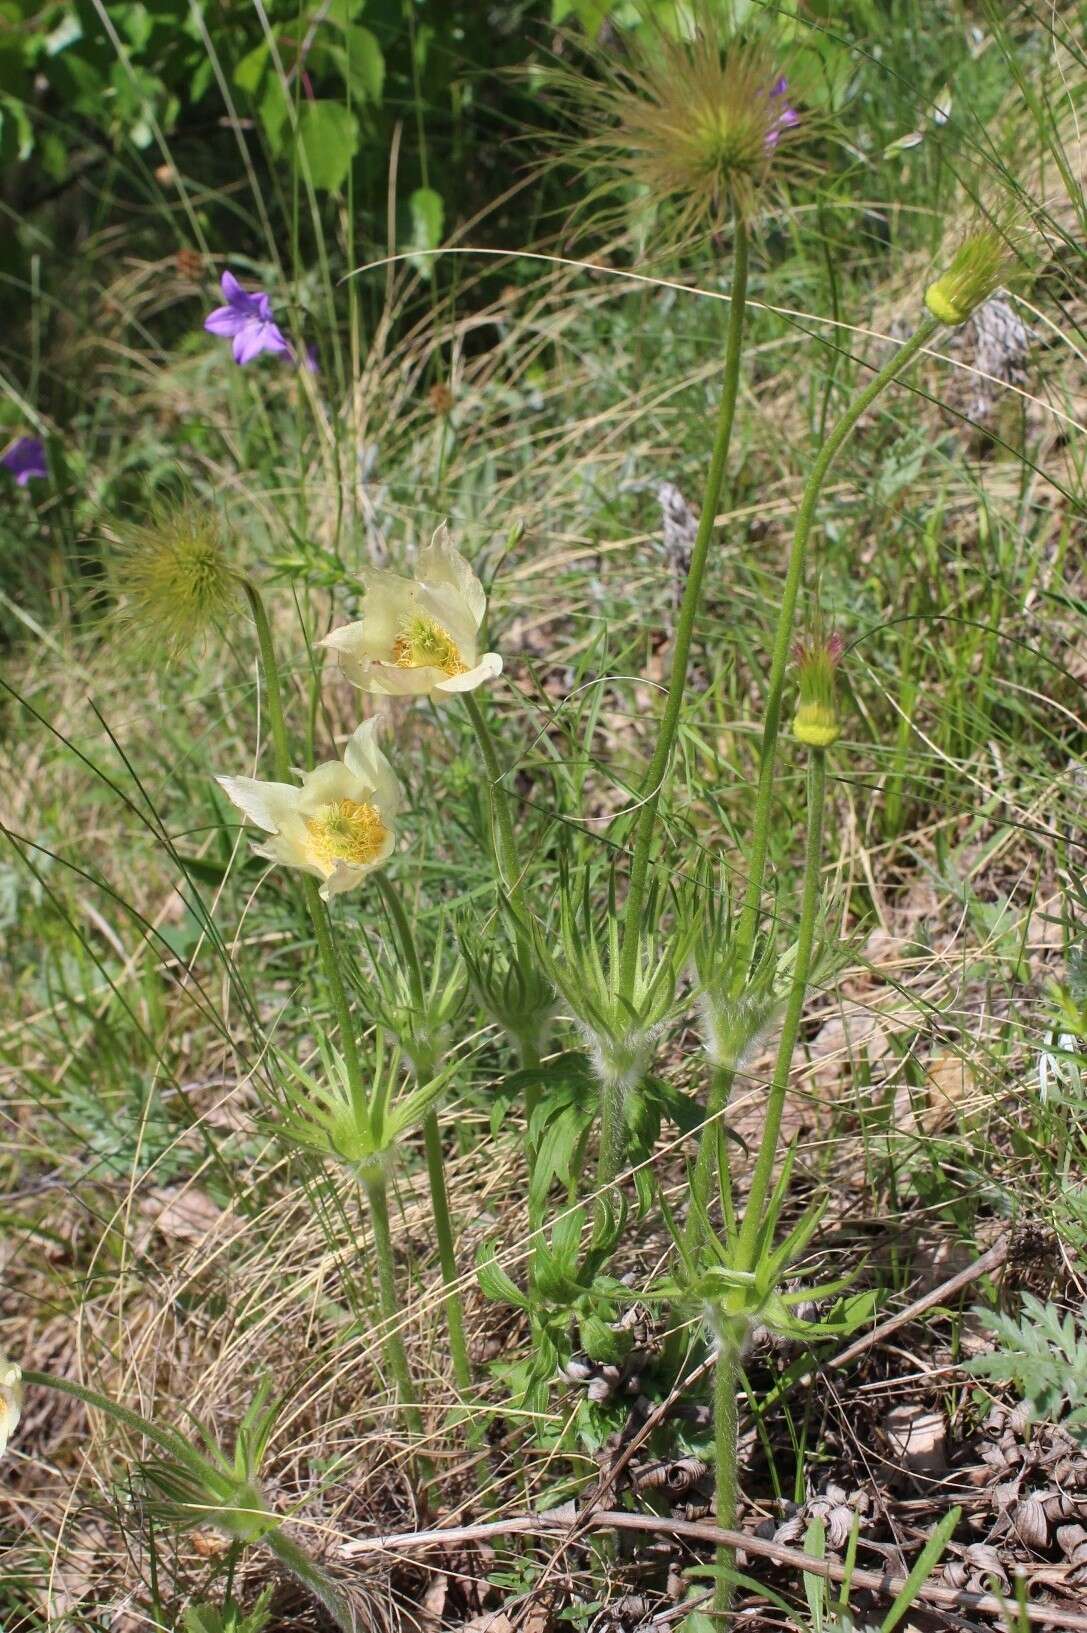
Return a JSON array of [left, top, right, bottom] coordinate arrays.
[[322, 523, 502, 698], [218, 719, 400, 899]]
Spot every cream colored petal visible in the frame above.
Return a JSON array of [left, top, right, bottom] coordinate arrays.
[[348, 659, 447, 697], [342, 718, 401, 818], [434, 651, 503, 694], [297, 759, 366, 808], [417, 521, 487, 627], [253, 832, 322, 875], [217, 775, 303, 835]]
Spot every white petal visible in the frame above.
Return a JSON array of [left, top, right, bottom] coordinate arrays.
[[217, 775, 302, 834], [435, 651, 503, 694], [342, 718, 402, 817], [417, 521, 487, 628]]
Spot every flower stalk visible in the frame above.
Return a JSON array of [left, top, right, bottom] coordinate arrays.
[[374, 873, 473, 1398], [461, 689, 522, 901], [243, 581, 421, 1439], [712, 1336, 741, 1618], [729, 318, 937, 989], [735, 747, 827, 1270], [617, 215, 750, 1006]]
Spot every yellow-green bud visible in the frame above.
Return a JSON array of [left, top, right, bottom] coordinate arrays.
[[793, 703, 840, 749], [924, 222, 1021, 327], [792, 631, 844, 751]]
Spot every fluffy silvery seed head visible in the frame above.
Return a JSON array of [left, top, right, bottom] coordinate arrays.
[[103, 498, 239, 662], [792, 629, 845, 749], [545, 11, 800, 239], [925, 221, 1023, 326]]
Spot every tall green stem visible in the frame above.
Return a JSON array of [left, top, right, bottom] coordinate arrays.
[[364, 1175, 424, 1439], [683, 1060, 735, 1251], [462, 689, 521, 899], [730, 319, 937, 985], [617, 216, 750, 1004], [374, 873, 473, 1397], [242, 579, 292, 784], [712, 1339, 741, 1619], [421, 1110, 473, 1394], [243, 581, 420, 1436], [736, 749, 826, 1269], [264, 1531, 359, 1633]]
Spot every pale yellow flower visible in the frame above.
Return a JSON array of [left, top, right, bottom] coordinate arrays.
[[0, 1358, 22, 1457], [321, 523, 502, 698], [218, 719, 400, 900]]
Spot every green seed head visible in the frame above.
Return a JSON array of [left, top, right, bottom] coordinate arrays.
[[103, 498, 239, 663], [544, 8, 801, 240]]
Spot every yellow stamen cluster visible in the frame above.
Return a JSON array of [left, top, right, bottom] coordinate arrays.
[[304, 800, 387, 869], [392, 614, 467, 676]]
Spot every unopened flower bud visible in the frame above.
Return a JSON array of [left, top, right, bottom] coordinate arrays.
[[792, 631, 845, 749], [925, 222, 1021, 327]]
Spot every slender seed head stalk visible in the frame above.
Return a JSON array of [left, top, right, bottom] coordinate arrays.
[[792, 629, 845, 749], [544, 9, 800, 239], [925, 220, 1025, 327], [103, 498, 240, 662]]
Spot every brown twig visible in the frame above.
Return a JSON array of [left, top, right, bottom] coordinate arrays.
[[826, 1234, 1009, 1372], [341, 1505, 1087, 1629]]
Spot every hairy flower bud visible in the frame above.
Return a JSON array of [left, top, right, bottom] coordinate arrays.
[[925, 222, 1023, 327], [792, 630, 845, 749]]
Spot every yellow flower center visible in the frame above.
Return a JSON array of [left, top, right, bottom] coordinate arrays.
[[391, 613, 467, 676], [304, 799, 387, 870]]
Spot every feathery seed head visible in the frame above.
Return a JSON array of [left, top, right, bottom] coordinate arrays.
[[546, 13, 799, 238], [925, 220, 1024, 327], [104, 499, 239, 663]]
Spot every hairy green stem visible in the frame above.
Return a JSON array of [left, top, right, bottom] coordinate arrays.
[[242, 579, 292, 784], [22, 1368, 212, 1480], [683, 1060, 735, 1251], [264, 1530, 358, 1632], [363, 1175, 424, 1439], [617, 216, 750, 1004], [712, 1339, 741, 1619], [374, 873, 472, 1396], [242, 581, 421, 1437], [736, 749, 827, 1269], [462, 690, 521, 899], [421, 1110, 473, 1395], [730, 319, 937, 985]]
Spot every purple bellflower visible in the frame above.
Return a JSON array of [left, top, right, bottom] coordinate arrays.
[[204, 271, 292, 365], [765, 76, 800, 149], [1, 436, 47, 486]]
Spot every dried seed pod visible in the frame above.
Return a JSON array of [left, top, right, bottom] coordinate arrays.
[[1011, 1495, 1048, 1550]]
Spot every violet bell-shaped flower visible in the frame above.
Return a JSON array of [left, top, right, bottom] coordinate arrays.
[[204, 271, 292, 365], [765, 77, 799, 149], [1, 436, 47, 486]]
